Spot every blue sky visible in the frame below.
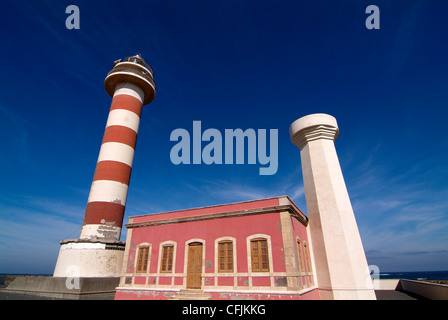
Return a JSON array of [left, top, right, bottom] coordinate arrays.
[[1, 0, 447, 274]]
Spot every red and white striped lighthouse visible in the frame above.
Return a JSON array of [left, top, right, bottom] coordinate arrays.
[[53, 55, 155, 277]]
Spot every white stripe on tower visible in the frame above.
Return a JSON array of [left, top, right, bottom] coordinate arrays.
[[80, 83, 145, 240], [105, 109, 141, 133], [113, 83, 145, 102], [97, 142, 135, 167], [87, 180, 129, 204]]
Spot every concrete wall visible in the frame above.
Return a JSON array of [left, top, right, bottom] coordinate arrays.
[[375, 279, 400, 290], [3, 276, 119, 300], [400, 280, 448, 300]]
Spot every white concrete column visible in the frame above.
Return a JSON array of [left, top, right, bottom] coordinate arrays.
[[290, 113, 375, 300]]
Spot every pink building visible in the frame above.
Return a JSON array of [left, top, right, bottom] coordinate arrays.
[[114, 196, 319, 300]]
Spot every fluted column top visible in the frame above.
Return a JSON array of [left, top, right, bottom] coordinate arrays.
[[289, 113, 339, 150]]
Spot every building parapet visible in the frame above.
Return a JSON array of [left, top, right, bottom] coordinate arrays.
[[399, 279, 448, 300], [125, 204, 308, 229]]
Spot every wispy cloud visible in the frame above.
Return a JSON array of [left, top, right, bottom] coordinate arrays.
[[189, 171, 306, 208], [342, 136, 448, 272], [0, 195, 84, 239], [0, 106, 30, 166], [366, 248, 448, 272], [21, 196, 84, 222], [357, 187, 448, 261], [207, 181, 274, 202], [0, 195, 84, 273], [388, 1, 425, 76]]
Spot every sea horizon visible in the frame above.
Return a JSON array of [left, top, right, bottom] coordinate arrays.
[[378, 270, 448, 280]]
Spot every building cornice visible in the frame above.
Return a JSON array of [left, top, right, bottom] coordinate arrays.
[[125, 204, 308, 229]]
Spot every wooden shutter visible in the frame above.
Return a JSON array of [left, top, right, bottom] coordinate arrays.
[[160, 245, 174, 272], [250, 238, 269, 272], [304, 242, 311, 273], [297, 239, 305, 272], [218, 241, 233, 272], [136, 246, 149, 273], [303, 242, 313, 285]]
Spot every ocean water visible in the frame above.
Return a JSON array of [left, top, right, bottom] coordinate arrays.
[[378, 270, 448, 280]]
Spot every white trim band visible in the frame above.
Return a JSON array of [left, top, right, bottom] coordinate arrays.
[[113, 83, 144, 103], [106, 109, 141, 133], [60, 242, 106, 250], [97, 142, 135, 167], [79, 224, 122, 240]]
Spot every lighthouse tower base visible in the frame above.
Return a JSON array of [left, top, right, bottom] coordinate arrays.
[[2, 239, 128, 299], [4, 238, 125, 300], [53, 239, 125, 278]]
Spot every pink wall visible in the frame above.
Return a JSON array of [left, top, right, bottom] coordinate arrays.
[[118, 197, 316, 300], [131, 198, 280, 224], [128, 209, 285, 275]]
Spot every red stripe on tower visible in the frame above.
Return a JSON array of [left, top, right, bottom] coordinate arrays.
[[102, 126, 138, 149]]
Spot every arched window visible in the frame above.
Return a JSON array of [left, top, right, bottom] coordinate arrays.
[[136, 245, 150, 273], [160, 243, 175, 273], [218, 240, 234, 273], [250, 238, 270, 272]]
